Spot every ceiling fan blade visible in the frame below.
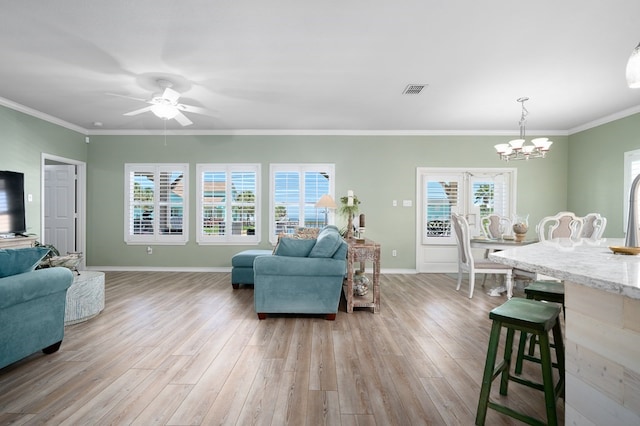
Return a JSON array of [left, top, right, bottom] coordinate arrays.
[[162, 87, 181, 103], [177, 104, 212, 116], [173, 111, 193, 126], [124, 106, 153, 116], [106, 92, 149, 103]]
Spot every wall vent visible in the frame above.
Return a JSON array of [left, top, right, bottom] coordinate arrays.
[[402, 84, 428, 95]]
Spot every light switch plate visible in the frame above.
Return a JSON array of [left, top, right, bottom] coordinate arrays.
[[402, 200, 412, 207]]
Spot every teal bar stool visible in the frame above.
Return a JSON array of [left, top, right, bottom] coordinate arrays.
[[476, 298, 565, 426], [515, 281, 565, 375]]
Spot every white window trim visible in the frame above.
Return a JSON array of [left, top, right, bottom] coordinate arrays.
[[124, 163, 189, 245], [623, 149, 640, 233], [196, 163, 261, 245], [269, 163, 335, 245]]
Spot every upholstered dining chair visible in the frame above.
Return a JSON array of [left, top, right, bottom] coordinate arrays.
[[580, 213, 607, 239], [451, 213, 513, 298], [536, 211, 583, 241], [481, 214, 512, 239]]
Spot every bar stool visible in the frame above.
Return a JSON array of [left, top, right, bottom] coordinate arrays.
[[515, 281, 565, 375], [476, 298, 565, 426]]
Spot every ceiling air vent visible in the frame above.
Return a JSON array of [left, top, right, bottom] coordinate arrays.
[[402, 84, 428, 95]]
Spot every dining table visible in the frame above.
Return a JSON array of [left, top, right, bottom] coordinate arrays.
[[469, 236, 538, 296]]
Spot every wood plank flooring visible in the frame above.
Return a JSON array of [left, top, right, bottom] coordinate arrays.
[[0, 272, 564, 425]]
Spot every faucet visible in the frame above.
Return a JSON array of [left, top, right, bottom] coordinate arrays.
[[625, 174, 640, 247]]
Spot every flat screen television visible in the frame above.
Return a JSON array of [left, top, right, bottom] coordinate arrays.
[[0, 170, 27, 236]]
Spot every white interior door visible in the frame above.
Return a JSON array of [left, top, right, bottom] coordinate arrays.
[[44, 165, 76, 254]]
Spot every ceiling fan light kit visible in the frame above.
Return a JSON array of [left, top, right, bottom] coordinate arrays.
[[627, 41, 640, 89], [120, 79, 210, 126], [494, 97, 552, 161], [150, 103, 179, 120]]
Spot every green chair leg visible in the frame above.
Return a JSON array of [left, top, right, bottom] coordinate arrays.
[[476, 320, 503, 426]]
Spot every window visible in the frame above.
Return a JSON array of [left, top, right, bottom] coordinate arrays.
[[623, 149, 640, 232], [124, 164, 189, 245], [270, 164, 335, 244], [420, 168, 516, 244], [196, 164, 260, 244]]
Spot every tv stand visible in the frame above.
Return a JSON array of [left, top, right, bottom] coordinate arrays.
[[0, 235, 38, 249]]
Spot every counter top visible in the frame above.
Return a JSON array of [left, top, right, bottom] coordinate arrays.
[[489, 237, 640, 299]]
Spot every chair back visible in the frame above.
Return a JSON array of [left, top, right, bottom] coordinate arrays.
[[580, 213, 607, 239], [481, 214, 512, 239], [451, 213, 473, 267], [536, 211, 583, 241]]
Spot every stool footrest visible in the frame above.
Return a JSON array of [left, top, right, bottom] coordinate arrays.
[[487, 401, 547, 426]]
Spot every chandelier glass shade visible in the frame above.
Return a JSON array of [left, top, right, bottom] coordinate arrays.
[[495, 97, 552, 161], [627, 42, 640, 89]]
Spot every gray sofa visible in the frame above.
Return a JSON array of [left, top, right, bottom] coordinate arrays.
[[0, 247, 74, 369]]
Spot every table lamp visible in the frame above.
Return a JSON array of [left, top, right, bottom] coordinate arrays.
[[315, 194, 337, 226]]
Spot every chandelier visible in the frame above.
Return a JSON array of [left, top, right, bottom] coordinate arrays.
[[494, 97, 552, 161]]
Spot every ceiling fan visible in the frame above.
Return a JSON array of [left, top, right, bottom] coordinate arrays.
[[120, 79, 209, 126]]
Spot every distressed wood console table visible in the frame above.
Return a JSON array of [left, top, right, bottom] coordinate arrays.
[[343, 238, 380, 313]]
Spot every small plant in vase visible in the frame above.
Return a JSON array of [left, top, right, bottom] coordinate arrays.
[[339, 191, 360, 239]]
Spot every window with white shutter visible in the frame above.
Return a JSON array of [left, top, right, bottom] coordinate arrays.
[[420, 168, 516, 244], [196, 164, 260, 244], [270, 164, 335, 244], [124, 163, 189, 245]]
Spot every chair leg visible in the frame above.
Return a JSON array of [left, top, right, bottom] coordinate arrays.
[[476, 320, 503, 426], [538, 332, 558, 425], [515, 331, 528, 375], [456, 268, 463, 291], [469, 272, 475, 298]]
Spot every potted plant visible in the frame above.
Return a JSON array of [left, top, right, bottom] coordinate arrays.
[[339, 192, 360, 239]]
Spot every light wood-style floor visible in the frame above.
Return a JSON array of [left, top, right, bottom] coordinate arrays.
[[0, 272, 564, 425]]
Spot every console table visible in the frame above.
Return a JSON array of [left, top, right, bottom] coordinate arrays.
[[343, 238, 380, 313]]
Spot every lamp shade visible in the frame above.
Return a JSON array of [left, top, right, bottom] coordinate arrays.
[[627, 42, 640, 89], [315, 194, 337, 209]]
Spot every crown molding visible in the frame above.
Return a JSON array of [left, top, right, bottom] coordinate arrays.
[[0, 96, 87, 135], [1, 95, 635, 137], [568, 104, 640, 134]]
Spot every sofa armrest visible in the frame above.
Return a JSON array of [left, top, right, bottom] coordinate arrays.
[[254, 255, 346, 277], [0, 267, 74, 309]]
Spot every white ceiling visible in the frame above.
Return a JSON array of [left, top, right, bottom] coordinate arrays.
[[1, 0, 639, 134]]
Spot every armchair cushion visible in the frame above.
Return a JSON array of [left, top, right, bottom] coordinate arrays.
[[0, 247, 50, 278], [309, 227, 342, 258], [274, 238, 316, 257]]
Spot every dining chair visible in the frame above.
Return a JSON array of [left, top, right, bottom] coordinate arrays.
[[481, 214, 512, 239], [451, 213, 513, 298], [580, 213, 607, 239], [536, 211, 583, 241]]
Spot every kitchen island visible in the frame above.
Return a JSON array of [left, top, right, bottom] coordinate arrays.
[[490, 238, 640, 425]]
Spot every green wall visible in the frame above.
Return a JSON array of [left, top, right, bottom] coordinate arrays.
[[567, 113, 640, 237], [0, 105, 87, 235], [86, 133, 568, 269], [17, 100, 639, 270]]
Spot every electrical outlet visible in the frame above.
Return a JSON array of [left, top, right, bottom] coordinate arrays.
[[392, 200, 397, 207], [146, 246, 153, 255], [392, 249, 397, 257]]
